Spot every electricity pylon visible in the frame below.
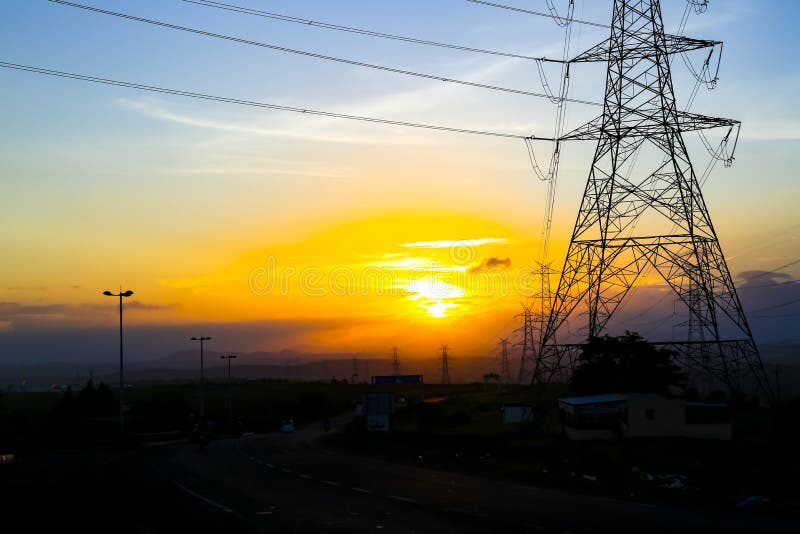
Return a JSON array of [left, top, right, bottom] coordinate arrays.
[[537, 0, 772, 399], [392, 346, 401, 376], [499, 338, 512, 383], [516, 307, 537, 384], [440, 344, 450, 385], [351, 356, 360, 384]]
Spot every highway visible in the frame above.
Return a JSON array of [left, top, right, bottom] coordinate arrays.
[[2, 418, 796, 533]]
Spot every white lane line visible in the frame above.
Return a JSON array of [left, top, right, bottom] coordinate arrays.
[[390, 495, 417, 504], [256, 511, 272, 516], [255, 459, 264, 464], [265, 463, 275, 469], [322, 480, 339, 487], [174, 482, 233, 513], [299, 474, 313, 480], [280, 468, 292, 473], [351, 487, 372, 494]]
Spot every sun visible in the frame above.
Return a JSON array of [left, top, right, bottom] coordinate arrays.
[[404, 278, 464, 319]]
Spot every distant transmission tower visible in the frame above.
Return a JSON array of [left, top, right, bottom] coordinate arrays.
[[516, 307, 537, 384], [351, 356, 360, 384], [537, 0, 771, 398], [392, 346, 401, 376], [440, 344, 450, 385], [499, 338, 512, 383]]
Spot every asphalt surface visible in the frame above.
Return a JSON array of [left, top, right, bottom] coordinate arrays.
[[2, 417, 797, 533]]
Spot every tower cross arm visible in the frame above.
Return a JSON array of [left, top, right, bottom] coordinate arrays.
[[570, 35, 721, 63], [559, 112, 739, 141]]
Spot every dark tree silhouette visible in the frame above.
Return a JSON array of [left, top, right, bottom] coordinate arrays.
[[571, 332, 685, 396]]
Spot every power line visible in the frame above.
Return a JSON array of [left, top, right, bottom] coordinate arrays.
[[0, 60, 546, 140], [48, 1, 601, 107], [466, 0, 609, 29], [182, 0, 553, 62], [749, 298, 800, 314]]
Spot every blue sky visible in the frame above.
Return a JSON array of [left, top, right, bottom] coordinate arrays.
[[0, 0, 798, 364]]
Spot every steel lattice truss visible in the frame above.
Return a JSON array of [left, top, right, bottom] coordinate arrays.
[[535, 0, 772, 398]]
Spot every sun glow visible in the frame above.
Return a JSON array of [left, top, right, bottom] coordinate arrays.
[[404, 278, 465, 319]]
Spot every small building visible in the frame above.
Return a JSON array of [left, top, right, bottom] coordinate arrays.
[[502, 404, 535, 424], [558, 393, 731, 440]]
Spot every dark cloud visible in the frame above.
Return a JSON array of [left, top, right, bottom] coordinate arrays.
[[0, 302, 66, 317], [469, 257, 512, 274], [0, 316, 384, 367]]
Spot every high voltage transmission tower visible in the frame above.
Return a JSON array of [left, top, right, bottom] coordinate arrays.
[[440, 345, 451, 385], [392, 346, 401, 376], [516, 307, 537, 384], [536, 0, 771, 399], [351, 356, 360, 384], [499, 338, 512, 383]]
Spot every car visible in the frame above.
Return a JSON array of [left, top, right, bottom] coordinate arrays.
[[280, 419, 295, 433]]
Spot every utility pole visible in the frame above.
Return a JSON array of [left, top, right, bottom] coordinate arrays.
[[535, 0, 771, 399], [392, 346, 400, 376], [191, 336, 211, 417], [103, 288, 134, 434], [440, 344, 450, 385], [220, 354, 237, 431]]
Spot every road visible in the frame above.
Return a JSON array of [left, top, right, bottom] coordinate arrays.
[[2, 417, 796, 533]]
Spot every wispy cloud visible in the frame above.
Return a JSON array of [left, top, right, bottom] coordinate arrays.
[[400, 237, 509, 249], [116, 98, 419, 146]]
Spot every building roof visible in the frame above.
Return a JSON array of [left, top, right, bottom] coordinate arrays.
[[558, 393, 660, 405]]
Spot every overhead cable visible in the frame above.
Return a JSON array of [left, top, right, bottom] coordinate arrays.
[[0, 60, 556, 140], [48, 1, 601, 106], [182, 0, 547, 62]]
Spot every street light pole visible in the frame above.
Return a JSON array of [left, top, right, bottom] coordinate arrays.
[[103, 288, 134, 434], [220, 355, 237, 431], [191, 336, 211, 417]]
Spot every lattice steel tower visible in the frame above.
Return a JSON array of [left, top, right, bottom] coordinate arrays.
[[537, 0, 771, 398], [392, 346, 401, 376], [440, 344, 451, 385], [499, 338, 512, 383]]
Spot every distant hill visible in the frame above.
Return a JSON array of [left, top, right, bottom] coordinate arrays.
[[3, 342, 797, 395]]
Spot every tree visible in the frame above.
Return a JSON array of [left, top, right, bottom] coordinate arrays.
[[571, 332, 685, 396]]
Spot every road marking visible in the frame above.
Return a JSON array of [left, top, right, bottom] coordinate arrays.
[[255, 459, 264, 464], [256, 511, 272, 515], [174, 482, 233, 513], [390, 495, 416, 504], [299, 474, 313, 480], [322, 480, 339, 487], [265, 463, 275, 469], [351, 487, 372, 494], [281, 468, 292, 473]]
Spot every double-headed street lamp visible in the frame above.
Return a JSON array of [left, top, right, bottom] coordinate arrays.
[[103, 289, 134, 434], [191, 336, 211, 417], [220, 354, 238, 431]]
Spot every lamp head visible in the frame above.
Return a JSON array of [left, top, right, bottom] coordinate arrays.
[[102, 290, 113, 296], [121, 290, 134, 297]]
